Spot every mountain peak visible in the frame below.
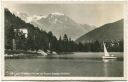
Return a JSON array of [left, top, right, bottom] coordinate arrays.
[[50, 12, 64, 16]]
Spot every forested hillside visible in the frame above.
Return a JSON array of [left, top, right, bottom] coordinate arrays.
[[4, 8, 78, 52], [76, 19, 123, 43], [5, 8, 123, 52]]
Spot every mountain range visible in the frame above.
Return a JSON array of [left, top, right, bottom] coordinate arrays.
[[10, 10, 123, 42], [13, 12, 96, 40], [76, 19, 123, 43]]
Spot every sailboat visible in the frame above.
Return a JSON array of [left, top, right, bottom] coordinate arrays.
[[102, 42, 117, 59]]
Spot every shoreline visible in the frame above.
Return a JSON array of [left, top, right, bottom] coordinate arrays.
[[4, 50, 123, 60], [5, 54, 123, 61]]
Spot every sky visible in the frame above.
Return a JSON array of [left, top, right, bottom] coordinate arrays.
[[4, 1, 124, 27]]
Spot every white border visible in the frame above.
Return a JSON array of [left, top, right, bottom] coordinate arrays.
[[124, 0, 128, 81], [1, 0, 5, 81], [1, 0, 127, 81]]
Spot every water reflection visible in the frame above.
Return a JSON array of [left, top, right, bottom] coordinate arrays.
[[5, 52, 123, 77], [103, 59, 117, 77], [103, 59, 117, 63]]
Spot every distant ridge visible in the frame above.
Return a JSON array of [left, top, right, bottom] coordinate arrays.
[[76, 19, 123, 43]]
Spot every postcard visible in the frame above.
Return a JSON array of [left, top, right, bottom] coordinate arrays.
[[0, 0, 127, 81]]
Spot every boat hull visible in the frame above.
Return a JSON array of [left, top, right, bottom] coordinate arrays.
[[102, 56, 117, 59]]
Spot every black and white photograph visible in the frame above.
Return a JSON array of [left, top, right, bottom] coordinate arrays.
[[3, 1, 124, 78]]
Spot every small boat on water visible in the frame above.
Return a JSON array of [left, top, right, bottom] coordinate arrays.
[[102, 42, 117, 59]]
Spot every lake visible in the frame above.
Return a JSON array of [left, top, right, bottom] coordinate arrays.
[[5, 52, 123, 77]]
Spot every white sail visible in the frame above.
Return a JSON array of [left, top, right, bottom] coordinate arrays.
[[103, 43, 110, 57]]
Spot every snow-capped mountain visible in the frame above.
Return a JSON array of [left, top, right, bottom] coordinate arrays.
[[12, 11, 45, 23], [31, 12, 91, 40], [12, 11, 29, 22], [13, 11, 96, 40], [32, 12, 97, 40]]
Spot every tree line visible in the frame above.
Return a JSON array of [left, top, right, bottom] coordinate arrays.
[[5, 8, 123, 53]]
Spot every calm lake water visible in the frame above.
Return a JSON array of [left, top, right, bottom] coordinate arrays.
[[5, 52, 123, 77]]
